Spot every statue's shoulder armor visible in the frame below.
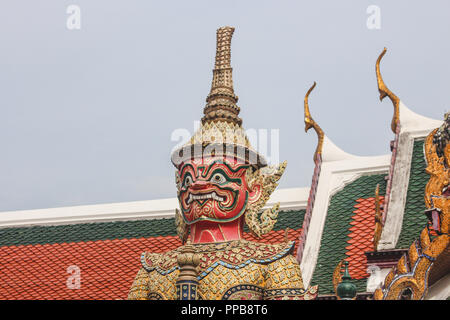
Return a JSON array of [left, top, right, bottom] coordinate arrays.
[[140, 252, 159, 271], [140, 249, 180, 274]]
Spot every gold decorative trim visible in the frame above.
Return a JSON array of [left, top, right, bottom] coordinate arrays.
[[424, 128, 449, 209], [332, 259, 344, 296], [373, 184, 383, 251], [374, 126, 450, 300], [304, 82, 324, 162], [376, 48, 400, 133], [374, 228, 449, 300]]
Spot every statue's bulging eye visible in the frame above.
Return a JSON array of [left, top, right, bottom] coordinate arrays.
[[211, 172, 226, 184], [183, 175, 193, 187]]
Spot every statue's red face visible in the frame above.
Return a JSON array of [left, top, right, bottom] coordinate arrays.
[[177, 157, 260, 224]]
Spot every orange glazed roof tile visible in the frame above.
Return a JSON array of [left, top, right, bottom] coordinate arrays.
[[345, 196, 384, 280], [0, 228, 302, 300]]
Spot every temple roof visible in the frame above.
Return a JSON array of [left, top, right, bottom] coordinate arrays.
[[0, 210, 304, 300], [295, 48, 446, 298], [298, 127, 438, 295]]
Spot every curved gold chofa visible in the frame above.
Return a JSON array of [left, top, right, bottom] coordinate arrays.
[[376, 48, 400, 133], [304, 82, 324, 163]]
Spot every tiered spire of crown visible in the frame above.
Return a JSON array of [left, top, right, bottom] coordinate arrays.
[[202, 27, 242, 126]]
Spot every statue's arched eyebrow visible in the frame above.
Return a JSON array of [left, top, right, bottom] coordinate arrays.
[[179, 163, 196, 177], [200, 160, 249, 178]]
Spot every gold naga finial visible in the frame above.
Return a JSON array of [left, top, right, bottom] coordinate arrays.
[[202, 26, 242, 126], [304, 82, 324, 162], [373, 183, 383, 251], [376, 48, 400, 133]]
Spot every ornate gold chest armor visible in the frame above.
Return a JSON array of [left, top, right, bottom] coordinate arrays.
[[128, 240, 317, 300]]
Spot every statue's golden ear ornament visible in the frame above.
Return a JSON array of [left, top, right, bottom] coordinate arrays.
[[376, 48, 400, 133], [373, 184, 383, 251], [245, 161, 287, 238], [175, 208, 188, 244], [304, 82, 324, 162]]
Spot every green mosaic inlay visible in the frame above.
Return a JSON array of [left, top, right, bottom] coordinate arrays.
[[396, 139, 429, 248], [0, 210, 304, 247], [310, 174, 387, 295]]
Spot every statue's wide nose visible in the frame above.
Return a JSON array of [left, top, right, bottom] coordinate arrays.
[[190, 180, 209, 190]]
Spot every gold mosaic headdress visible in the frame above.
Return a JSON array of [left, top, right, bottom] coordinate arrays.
[[171, 26, 266, 168]]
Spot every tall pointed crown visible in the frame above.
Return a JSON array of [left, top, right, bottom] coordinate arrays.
[[202, 27, 242, 126], [171, 27, 266, 168]]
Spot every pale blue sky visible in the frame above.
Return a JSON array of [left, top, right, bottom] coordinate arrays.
[[0, 1, 449, 211]]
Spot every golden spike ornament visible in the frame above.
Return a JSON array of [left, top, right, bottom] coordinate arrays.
[[304, 82, 324, 162], [373, 184, 383, 251], [332, 259, 345, 297], [376, 48, 400, 133]]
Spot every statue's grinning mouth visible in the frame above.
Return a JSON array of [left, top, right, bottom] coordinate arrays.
[[186, 192, 225, 204]]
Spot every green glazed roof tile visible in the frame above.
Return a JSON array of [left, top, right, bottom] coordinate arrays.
[[310, 173, 387, 295], [0, 209, 304, 247], [396, 139, 429, 248]]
